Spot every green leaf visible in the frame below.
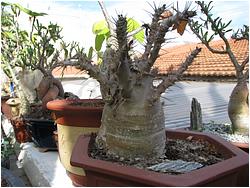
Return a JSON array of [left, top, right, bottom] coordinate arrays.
[[225, 29, 233, 33], [87, 47, 94, 60], [64, 48, 68, 59], [2, 31, 15, 41], [216, 18, 222, 28], [224, 20, 232, 28], [27, 46, 33, 56], [214, 17, 220, 24], [207, 34, 214, 43], [1, 2, 11, 6], [203, 31, 209, 42], [2, 2, 47, 17], [13, 3, 47, 17], [92, 20, 109, 36], [95, 34, 105, 51], [46, 44, 55, 57], [133, 31, 144, 43], [127, 18, 144, 43], [200, 28, 204, 36]]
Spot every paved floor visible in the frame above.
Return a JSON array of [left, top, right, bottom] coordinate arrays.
[[9, 154, 32, 187]]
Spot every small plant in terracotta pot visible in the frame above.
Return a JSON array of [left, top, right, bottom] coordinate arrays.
[[1, 2, 77, 147], [188, 1, 249, 152]]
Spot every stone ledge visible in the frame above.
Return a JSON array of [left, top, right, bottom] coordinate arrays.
[[18, 143, 74, 187], [2, 116, 74, 187]]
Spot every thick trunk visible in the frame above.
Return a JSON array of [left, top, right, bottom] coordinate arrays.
[[228, 80, 249, 135], [37, 75, 64, 109], [19, 90, 31, 116], [19, 70, 44, 103], [98, 100, 166, 160], [96, 77, 166, 160]]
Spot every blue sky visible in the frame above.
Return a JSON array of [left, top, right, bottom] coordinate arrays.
[[4, 0, 249, 51]]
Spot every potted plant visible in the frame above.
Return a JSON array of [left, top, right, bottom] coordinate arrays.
[[46, 5, 145, 185], [188, 2, 249, 152], [62, 1, 249, 186], [1, 2, 70, 148]]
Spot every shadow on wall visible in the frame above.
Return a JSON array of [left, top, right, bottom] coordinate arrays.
[[162, 81, 235, 129], [206, 82, 231, 123]]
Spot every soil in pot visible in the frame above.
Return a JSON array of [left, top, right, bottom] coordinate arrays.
[[24, 103, 52, 120], [70, 100, 105, 108], [89, 134, 225, 174]]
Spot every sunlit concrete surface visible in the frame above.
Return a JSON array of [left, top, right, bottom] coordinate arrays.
[[18, 143, 74, 187], [2, 117, 74, 187]]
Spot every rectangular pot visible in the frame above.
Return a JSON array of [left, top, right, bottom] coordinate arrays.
[[25, 118, 57, 150], [70, 129, 249, 187]]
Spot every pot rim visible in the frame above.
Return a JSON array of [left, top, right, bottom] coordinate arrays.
[[47, 99, 104, 112], [231, 141, 249, 148]]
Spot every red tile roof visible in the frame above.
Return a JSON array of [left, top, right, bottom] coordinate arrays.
[[52, 39, 248, 81], [52, 66, 89, 78], [154, 39, 249, 79]]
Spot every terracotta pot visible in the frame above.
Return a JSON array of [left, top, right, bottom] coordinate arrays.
[[1, 96, 12, 119], [71, 129, 249, 187], [47, 99, 104, 186], [10, 117, 32, 143], [6, 98, 21, 117], [231, 142, 249, 153]]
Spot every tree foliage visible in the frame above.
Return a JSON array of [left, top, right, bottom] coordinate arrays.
[[189, 1, 249, 81]]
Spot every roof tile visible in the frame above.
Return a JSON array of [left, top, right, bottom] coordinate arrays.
[[154, 39, 248, 78]]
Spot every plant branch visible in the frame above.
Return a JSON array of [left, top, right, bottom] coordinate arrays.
[[142, 5, 164, 62], [240, 56, 249, 71], [115, 15, 132, 97], [142, 5, 196, 72], [243, 69, 249, 80], [188, 21, 227, 54], [62, 53, 107, 84], [98, 1, 115, 34], [127, 27, 144, 38], [190, 1, 243, 80], [151, 47, 201, 102]]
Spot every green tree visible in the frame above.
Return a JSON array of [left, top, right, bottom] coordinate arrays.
[[189, 1, 249, 135], [1, 2, 78, 116]]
